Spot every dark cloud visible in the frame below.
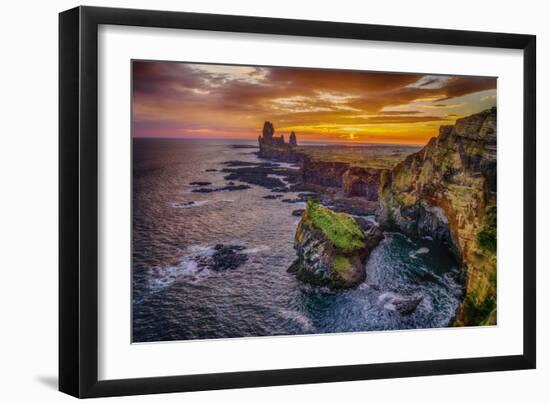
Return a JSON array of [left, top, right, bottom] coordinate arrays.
[[435, 76, 496, 101], [132, 60, 496, 142]]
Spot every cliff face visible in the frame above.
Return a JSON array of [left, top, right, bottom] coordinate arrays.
[[303, 160, 349, 188], [342, 167, 381, 200], [289, 199, 383, 289], [379, 108, 497, 326]]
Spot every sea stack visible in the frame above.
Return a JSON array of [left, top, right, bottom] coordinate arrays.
[[288, 199, 383, 289], [258, 121, 302, 160], [289, 131, 297, 147], [258, 121, 285, 147]]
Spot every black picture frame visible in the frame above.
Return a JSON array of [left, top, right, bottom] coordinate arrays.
[[59, 5, 536, 398]]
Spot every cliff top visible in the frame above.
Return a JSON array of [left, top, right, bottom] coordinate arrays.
[[302, 199, 365, 253]]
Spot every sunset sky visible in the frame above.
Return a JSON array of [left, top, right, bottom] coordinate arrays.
[[132, 61, 496, 145]]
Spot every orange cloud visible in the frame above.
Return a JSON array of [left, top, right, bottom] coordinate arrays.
[[132, 61, 496, 144]]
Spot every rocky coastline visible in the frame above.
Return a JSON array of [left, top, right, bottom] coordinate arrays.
[[255, 111, 497, 326], [184, 112, 496, 326], [378, 108, 497, 326]]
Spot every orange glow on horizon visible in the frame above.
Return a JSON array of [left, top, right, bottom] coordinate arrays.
[[132, 61, 496, 145]]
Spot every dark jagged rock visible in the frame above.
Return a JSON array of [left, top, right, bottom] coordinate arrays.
[[191, 187, 216, 193], [271, 187, 290, 193], [190, 181, 212, 186], [220, 184, 251, 191], [210, 244, 248, 271], [289, 131, 297, 147], [191, 184, 251, 193], [223, 160, 279, 168], [176, 201, 195, 207], [258, 121, 304, 161], [205, 168, 218, 172], [221, 160, 301, 191], [292, 209, 305, 217], [327, 198, 379, 216], [392, 294, 424, 315], [282, 198, 303, 204], [223, 169, 286, 189], [263, 194, 283, 200], [289, 199, 383, 289]]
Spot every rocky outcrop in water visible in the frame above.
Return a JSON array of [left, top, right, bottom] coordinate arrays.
[[221, 160, 302, 190], [258, 121, 304, 160], [289, 131, 297, 147], [289, 199, 383, 289], [192, 244, 249, 272], [378, 108, 497, 326], [191, 184, 251, 193]]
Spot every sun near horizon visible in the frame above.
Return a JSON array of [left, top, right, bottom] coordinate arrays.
[[132, 61, 496, 146]]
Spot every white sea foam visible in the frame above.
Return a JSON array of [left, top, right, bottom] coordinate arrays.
[[409, 247, 430, 259], [278, 309, 314, 331], [274, 162, 300, 169], [242, 245, 270, 254], [377, 291, 400, 303], [147, 245, 215, 291]]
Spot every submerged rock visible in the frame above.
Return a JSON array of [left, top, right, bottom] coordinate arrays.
[[220, 184, 250, 192], [289, 199, 383, 289], [191, 184, 251, 193], [392, 294, 424, 316], [192, 187, 216, 193], [281, 198, 303, 204], [271, 187, 290, 193]]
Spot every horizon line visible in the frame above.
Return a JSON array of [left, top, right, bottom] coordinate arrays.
[[132, 136, 427, 147]]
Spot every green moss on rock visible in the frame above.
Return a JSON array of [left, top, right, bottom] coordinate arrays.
[[478, 205, 497, 254], [462, 295, 496, 326], [333, 255, 353, 274], [304, 199, 365, 253]]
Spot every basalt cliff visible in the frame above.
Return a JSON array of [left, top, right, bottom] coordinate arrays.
[[378, 108, 497, 326], [258, 111, 497, 326]]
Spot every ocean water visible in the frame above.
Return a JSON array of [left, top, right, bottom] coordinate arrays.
[[132, 138, 463, 342]]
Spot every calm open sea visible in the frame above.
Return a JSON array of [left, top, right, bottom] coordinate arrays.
[[132, 138, 462, 342]]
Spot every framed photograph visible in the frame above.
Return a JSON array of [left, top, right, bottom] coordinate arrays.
[[59, 6, 536, 398]]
